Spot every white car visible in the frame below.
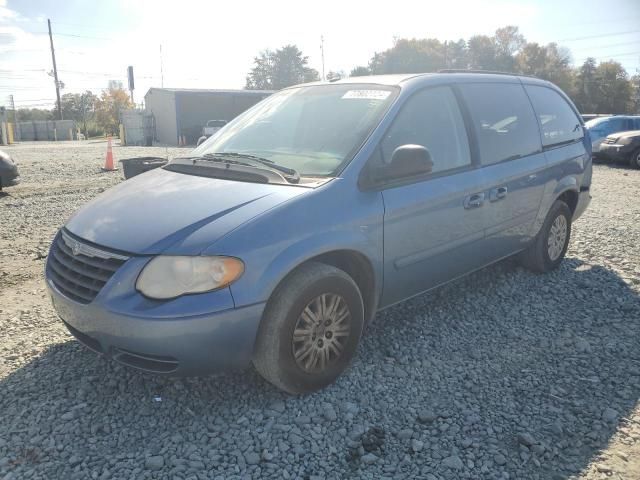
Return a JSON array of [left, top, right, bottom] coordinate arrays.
[[196, 120, 228, 146], [585, 116, 640, 154]]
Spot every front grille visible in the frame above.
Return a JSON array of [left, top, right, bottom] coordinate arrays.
[[48, 230, 129, 304]]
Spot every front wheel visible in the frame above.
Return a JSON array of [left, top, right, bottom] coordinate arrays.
[[629, 148, 640, 169], [253, 262, 364, 394], [519, 200, 572, 273]]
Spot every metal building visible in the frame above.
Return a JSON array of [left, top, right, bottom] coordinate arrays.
[[144, 88, 274, 146]]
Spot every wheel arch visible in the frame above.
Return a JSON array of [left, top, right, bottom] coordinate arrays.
[[306, 250, 378, 325], [557, 188, 579, 216]]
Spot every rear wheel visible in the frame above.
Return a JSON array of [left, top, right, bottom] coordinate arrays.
[[519, 200, 572, 273], [253, 262, 364, 394], [629, 148, 640, 169]]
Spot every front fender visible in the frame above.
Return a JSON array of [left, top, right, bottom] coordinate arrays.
[[205, 182, 385, 309], [230, 228, 382, 309]]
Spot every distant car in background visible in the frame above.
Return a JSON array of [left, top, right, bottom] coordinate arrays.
[[0, 150, 20, 190], [598, 130, 640, 168], [196, 120, 228, 146], [585, 116, 640, 156]]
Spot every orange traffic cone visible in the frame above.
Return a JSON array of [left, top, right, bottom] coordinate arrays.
[[102, 136, 116, 171]]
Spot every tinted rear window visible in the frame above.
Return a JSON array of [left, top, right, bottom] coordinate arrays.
[[524, 85, 583, 147], [459, 83, 540, 165]]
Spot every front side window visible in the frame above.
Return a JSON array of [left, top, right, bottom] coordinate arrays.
[[379, 86, 471, 174], [190, 84, 398, 177], [524, 85, 583, 147], [460, 83, 540, 165]]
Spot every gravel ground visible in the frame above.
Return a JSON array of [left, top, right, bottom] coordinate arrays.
[[1, 141, 639, 480]]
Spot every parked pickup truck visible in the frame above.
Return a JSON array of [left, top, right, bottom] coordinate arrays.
[[196, 120, 227, 146]]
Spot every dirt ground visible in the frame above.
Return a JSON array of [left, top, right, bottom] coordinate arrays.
[[0, 140, 639, 479]]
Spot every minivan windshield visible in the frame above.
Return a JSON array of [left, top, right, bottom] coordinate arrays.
[[187, 84, 398, 177]]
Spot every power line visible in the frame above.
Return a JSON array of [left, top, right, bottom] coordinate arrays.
[[571, 41, 640, 52], [557, 30, 640, 42]]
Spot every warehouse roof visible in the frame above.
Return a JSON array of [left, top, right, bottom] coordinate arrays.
[[145, 88, 275, 96]]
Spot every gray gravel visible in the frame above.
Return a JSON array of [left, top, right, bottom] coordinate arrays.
[[1, 141, 639, 480]]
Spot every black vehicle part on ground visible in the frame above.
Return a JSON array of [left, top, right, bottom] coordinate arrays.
[[120, 157, 168, 180], [0, 150, 20, 190]]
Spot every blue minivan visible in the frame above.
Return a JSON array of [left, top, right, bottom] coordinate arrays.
[[46, 73, 592, 393]]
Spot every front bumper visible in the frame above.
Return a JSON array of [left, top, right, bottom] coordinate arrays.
[[598, 143, 633, 162], [45, 254, 265, 376]]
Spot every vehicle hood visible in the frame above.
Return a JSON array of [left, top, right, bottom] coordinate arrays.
[[65, 168, 309, 254], [611, 129, 640, 140]]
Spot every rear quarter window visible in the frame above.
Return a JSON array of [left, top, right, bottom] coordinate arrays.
[[524, 85, 583, 147], [459, 83, 540, 165]]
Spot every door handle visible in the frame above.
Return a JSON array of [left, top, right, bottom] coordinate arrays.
[[464, 192, 485, 209], [489, 186, 508, 202]]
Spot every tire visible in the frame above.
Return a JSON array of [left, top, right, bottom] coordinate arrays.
[[519, 200, 572, 273], [629, 147, 640, 169], [253, 262, 364, 394], [196, 136, 208, 147]]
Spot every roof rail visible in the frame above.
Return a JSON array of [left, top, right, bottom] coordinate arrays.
[[437, 69, 538, 79]]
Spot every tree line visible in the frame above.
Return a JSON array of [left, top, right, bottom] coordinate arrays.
[[245, 26, 640, 114], [15, 81, 132, 137]]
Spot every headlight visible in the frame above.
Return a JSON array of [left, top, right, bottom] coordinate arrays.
[[136, 256, 244, 299], [618, 137, 633, 145]]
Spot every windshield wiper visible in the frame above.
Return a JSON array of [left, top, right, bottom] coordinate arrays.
[[205, 152, 300, 183]]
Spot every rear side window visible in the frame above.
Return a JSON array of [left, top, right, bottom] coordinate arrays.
[[380, 86, 471, 175], [459, 83, 540, 165], [524, 85, 583, 147]]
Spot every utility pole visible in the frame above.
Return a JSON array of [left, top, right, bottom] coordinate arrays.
[[48, 19, 63, 120], [320, 35, 325, 81], [9, 94, 19, 141], [159, 45, 164, 88], [444, 41, 448, 69]]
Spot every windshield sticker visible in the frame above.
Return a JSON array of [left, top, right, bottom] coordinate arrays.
[[342, 90, 391, 100]]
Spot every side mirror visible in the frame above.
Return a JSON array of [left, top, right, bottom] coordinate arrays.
[[375, 144, 433, 182]]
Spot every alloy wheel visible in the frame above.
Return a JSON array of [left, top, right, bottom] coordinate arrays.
[[292, 293, 351, 373], [547, 214, 567, 261]]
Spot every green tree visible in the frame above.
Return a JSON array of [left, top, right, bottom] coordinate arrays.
[[493, 26, 525, 71], [95, 82, 133, 135], [56, 91, 98, 135], [443, 39, 468, 69], [516, 42, 573, 92], [246, 45, 319, 90], [349, 66, 370, 77], [593, 61, 633, 113], [368, 38, 445, 74], [467, 35, 497, 70], [15, 108, 53, 121], [631, 74, 640, 113], [572, 58, 598, 113]]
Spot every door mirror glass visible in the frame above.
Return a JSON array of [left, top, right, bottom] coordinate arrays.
[[377, 144, 433, 181]]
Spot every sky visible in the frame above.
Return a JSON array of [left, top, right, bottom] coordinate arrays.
[[1, 0, 639, 111]]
